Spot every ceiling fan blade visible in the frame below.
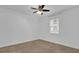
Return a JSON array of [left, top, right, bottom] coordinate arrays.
[[31, 7, 38, 10], [43, 9, 50, 12], [33, 11, 37, 13], [38, 5, 45, 9], [41, 5, 45, 9]]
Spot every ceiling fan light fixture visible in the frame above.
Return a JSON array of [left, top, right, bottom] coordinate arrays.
[[37, 11, 43, 15]]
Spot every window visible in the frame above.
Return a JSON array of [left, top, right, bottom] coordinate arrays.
[[49, 18, 59, 34]]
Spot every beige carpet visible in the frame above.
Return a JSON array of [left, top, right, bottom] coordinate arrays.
[[0, 39, 79, 53]]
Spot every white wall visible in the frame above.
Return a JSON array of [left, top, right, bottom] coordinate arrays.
[[0, 7, 39, 47], [39, 6, 79, 49]]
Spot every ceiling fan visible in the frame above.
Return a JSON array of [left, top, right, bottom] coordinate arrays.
[[31, 5, 50, 15]]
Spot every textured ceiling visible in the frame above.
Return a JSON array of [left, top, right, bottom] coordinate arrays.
[[0, 5, 75, 17]]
